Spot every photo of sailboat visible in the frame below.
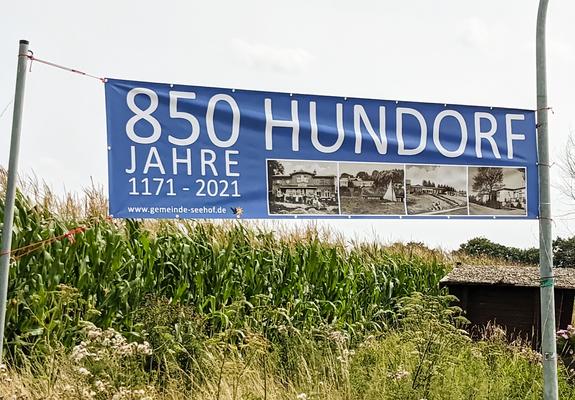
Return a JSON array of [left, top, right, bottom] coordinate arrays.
[[383, 180, 397, 202], [338, 162, 405, 215]]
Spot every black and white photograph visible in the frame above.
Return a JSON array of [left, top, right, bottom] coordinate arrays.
[[468, 167, 527, 216], [406, 165, 468, 215], [267, 159, 339, 215], [338, 163, 405, 215]]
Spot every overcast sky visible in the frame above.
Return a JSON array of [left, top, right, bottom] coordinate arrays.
[[500, 167, 526, 189], [276, 160, 337, 176], [1, 1, 574, 249], [407, 165, 467, 192], [339, 162, 401, 177]]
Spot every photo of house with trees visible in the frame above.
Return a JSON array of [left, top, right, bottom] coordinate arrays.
[[406, 165, 468, 215], [468, 167, 526, 215], [338, 163, 405, 215], [267, 159, 339, 215]]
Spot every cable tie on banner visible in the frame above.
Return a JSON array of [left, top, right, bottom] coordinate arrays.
[[19, 50, 106, 83], [538, 162, 555, 168], [537, 106, 554, 114]]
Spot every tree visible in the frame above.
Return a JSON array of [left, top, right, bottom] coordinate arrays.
[[267, 160, 284, 195], [458, 237, 539, 265], [472, 167, 504, 203], [371, 171, 385, 188], [390, 169, 403, 184], [356, 171, 370, 180], [553, 237, 575, 268], [459, 236, 575, 267], [560, 133, 575, 202], [267, 160, 284, 177]]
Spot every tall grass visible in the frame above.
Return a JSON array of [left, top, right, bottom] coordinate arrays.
[[2, 294, 575, 400], [2, 170, 575, 399]]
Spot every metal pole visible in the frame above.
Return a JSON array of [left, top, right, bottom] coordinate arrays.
[[0, 40, 29, 362], [536, 2, 559, 399]]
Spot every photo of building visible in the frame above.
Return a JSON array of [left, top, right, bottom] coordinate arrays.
[[468, 167, 526, 215], [267, 159, 339, 215], [406, 165, 468, 215], [338, 163, 405, 215]]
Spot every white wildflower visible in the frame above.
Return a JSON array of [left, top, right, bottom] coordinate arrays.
[[137, 341, 153, 356], [81, 388, 96, 399], [87, 327, 102, 340], [95, 380, 108, 392], [328, 330, 347, 344], [388, 368, 410, 381], [71, 344, 92, 362]]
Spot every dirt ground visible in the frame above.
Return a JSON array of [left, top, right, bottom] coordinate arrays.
[[269, 201, 339, 215], [469, 202, 526, 216], [407, 194, 467, 215]]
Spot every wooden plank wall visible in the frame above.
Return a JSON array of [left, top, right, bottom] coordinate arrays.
[[445, 284, 575, 348]]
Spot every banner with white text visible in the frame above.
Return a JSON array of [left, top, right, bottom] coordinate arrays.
[[105, 78, 538, 219]]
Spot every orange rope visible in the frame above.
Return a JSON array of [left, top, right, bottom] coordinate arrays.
[[19, 51, 106, 83], [0, 227, 86, 261]]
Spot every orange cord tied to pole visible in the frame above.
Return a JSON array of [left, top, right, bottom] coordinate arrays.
[[20, 50, 107, 83], [0, 226, 86, 261]]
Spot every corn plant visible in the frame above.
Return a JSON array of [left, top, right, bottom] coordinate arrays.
[[0, 183, 447, 360]]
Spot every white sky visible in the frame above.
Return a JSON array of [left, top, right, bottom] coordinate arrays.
[[407, 165, 467, 192], [339, 162, 401, 177], [1, 0, 575, 250], [501, 168, 526, 189], [276, 160, 336, 176]]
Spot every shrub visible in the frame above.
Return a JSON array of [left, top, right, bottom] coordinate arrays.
[[553, 237, 575, 268], [458, 237, 535, 266]]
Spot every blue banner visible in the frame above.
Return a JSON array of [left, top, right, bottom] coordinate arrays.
[[105, 78, 538, 219]]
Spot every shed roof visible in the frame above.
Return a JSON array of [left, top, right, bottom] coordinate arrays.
[[440, 264, 575, 290]]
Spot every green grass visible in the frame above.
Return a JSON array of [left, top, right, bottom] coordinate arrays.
[[2, 294, 575, 399]]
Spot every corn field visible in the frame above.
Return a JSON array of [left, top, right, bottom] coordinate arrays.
[[0, 171, 446, 362]]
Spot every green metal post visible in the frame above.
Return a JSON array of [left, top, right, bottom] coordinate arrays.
[[536, 1, 559, 399], [0, 40, 29, 362]]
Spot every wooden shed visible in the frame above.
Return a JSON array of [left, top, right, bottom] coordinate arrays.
[[440, 265, 575, 347]]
